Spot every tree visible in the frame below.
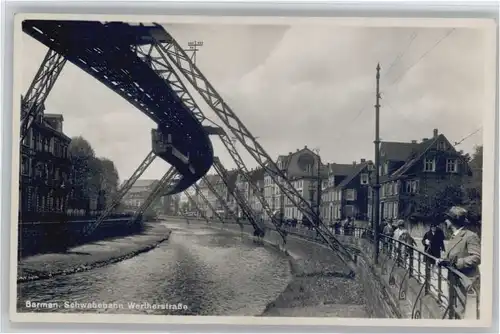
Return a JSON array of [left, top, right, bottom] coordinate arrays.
[[409, 184, 466, 222], [68, 136, 121, 214], [464, 145, 482, 222], [68, 137, 96, 211]]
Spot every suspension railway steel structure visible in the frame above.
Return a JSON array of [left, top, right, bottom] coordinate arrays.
[[21, 19, 356, 275]]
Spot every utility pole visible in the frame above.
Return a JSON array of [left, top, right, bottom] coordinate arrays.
[[373, 63, 382, 264], [314, 148, 322, 226]]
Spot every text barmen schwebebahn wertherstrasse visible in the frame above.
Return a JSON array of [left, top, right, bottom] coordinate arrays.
[[25, 300, 189, 311]]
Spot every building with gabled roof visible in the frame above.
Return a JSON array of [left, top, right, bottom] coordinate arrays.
[[375, 128, 473, 222], [321, 159, 373, 221], [262, 146, 328, 221]]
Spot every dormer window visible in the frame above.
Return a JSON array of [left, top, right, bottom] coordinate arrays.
[[437, 141, 447, 150], [360, 173, 369, 185], [424, 158, 436, 172]]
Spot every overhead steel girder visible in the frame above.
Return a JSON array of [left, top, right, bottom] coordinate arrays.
[[84, 150, 157, 237], [128, 166, 178, 225], [149, 27, 356, 274], [132, 40, 284, 240], [183, 189, 210, 223], [192, 183, 226, 225], [200, 174, 239, 224], [21, 48, 67, 141], [212, 157, 263, 232]]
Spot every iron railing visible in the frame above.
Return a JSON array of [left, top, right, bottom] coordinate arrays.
[[281, 224, 480, 320]]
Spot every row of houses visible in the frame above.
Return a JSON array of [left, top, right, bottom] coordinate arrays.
[[188, 128, 473, 223]]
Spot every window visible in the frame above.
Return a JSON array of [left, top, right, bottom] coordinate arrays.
[[405, 180, 419, 193], [345, 189, 356, 201], [393, 202, 399, 218], [424, 158, 436, 172], [395, 181, 400, 195], [383, 162, 389, 175], [437, 141, 447, 150], [360, 173, 369, 185], [446, 159, 458, 173], [21, 156, 29, 175]]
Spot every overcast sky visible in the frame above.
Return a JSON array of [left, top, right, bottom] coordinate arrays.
[[21, 22, 489, 182]]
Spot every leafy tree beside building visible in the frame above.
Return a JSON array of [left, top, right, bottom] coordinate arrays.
[[407, 145, 482, 224], [68, 136, 120, 215]]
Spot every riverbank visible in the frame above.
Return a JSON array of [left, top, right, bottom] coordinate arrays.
[[260, 234, 369, 318], [200, 221, 369, 318], [17, 223, 171, 283]]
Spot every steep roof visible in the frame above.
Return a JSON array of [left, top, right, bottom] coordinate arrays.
[[380, 141, 421, 162], [249, 168, 265, 183], [335, 162, 369, 189], [265, 147, 320, 173], [327, 163, 357, 176]]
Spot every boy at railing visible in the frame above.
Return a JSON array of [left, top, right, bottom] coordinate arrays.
[[422, 222, 446, 269]]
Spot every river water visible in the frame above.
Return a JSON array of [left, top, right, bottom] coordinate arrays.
[[17, 221, 292, 316]]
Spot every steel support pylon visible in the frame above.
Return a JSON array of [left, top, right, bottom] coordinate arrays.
[[147, 28, 356, 274], [128, 166, 178, 224], [84, 150, 157, 237], [192, 183, 226, 225], [183, 190, 210, 223], [200, 175, 239, 224], [132, 40, 284, 241], [21, 48, 67, 142]]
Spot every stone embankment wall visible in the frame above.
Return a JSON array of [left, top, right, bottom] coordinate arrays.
[[167, 217, 443, 319], [18, 214, 146, 257]]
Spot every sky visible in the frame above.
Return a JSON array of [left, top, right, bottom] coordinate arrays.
[[21, 21, 490, 182]]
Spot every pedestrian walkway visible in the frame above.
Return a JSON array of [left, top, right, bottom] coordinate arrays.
[[17, 222, 171, 283]]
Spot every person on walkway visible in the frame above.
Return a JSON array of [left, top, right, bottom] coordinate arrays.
[[437, 206, 481, 279], [383, 219, 395, 237], [393, 220, 405, 241], [397, 221, 417, 266], [343, 217, 353, 236], [422, 222, 446, 266]]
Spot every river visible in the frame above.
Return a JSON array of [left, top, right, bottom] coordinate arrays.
[[17, 221, 292, 316]]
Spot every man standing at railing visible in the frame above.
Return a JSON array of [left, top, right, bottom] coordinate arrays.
[[437, 206, 481, 278], [437, 206, 481, 319]]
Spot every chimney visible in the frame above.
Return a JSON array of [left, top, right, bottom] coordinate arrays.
[[352, 161, 357, 166], [422, 138, 429, 142], [411, 140, 417, 144], [433, 128, 439, 138], [360, 158, 366, 163], [304, 145, 308, 149], [289, 152, 292, 155]]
